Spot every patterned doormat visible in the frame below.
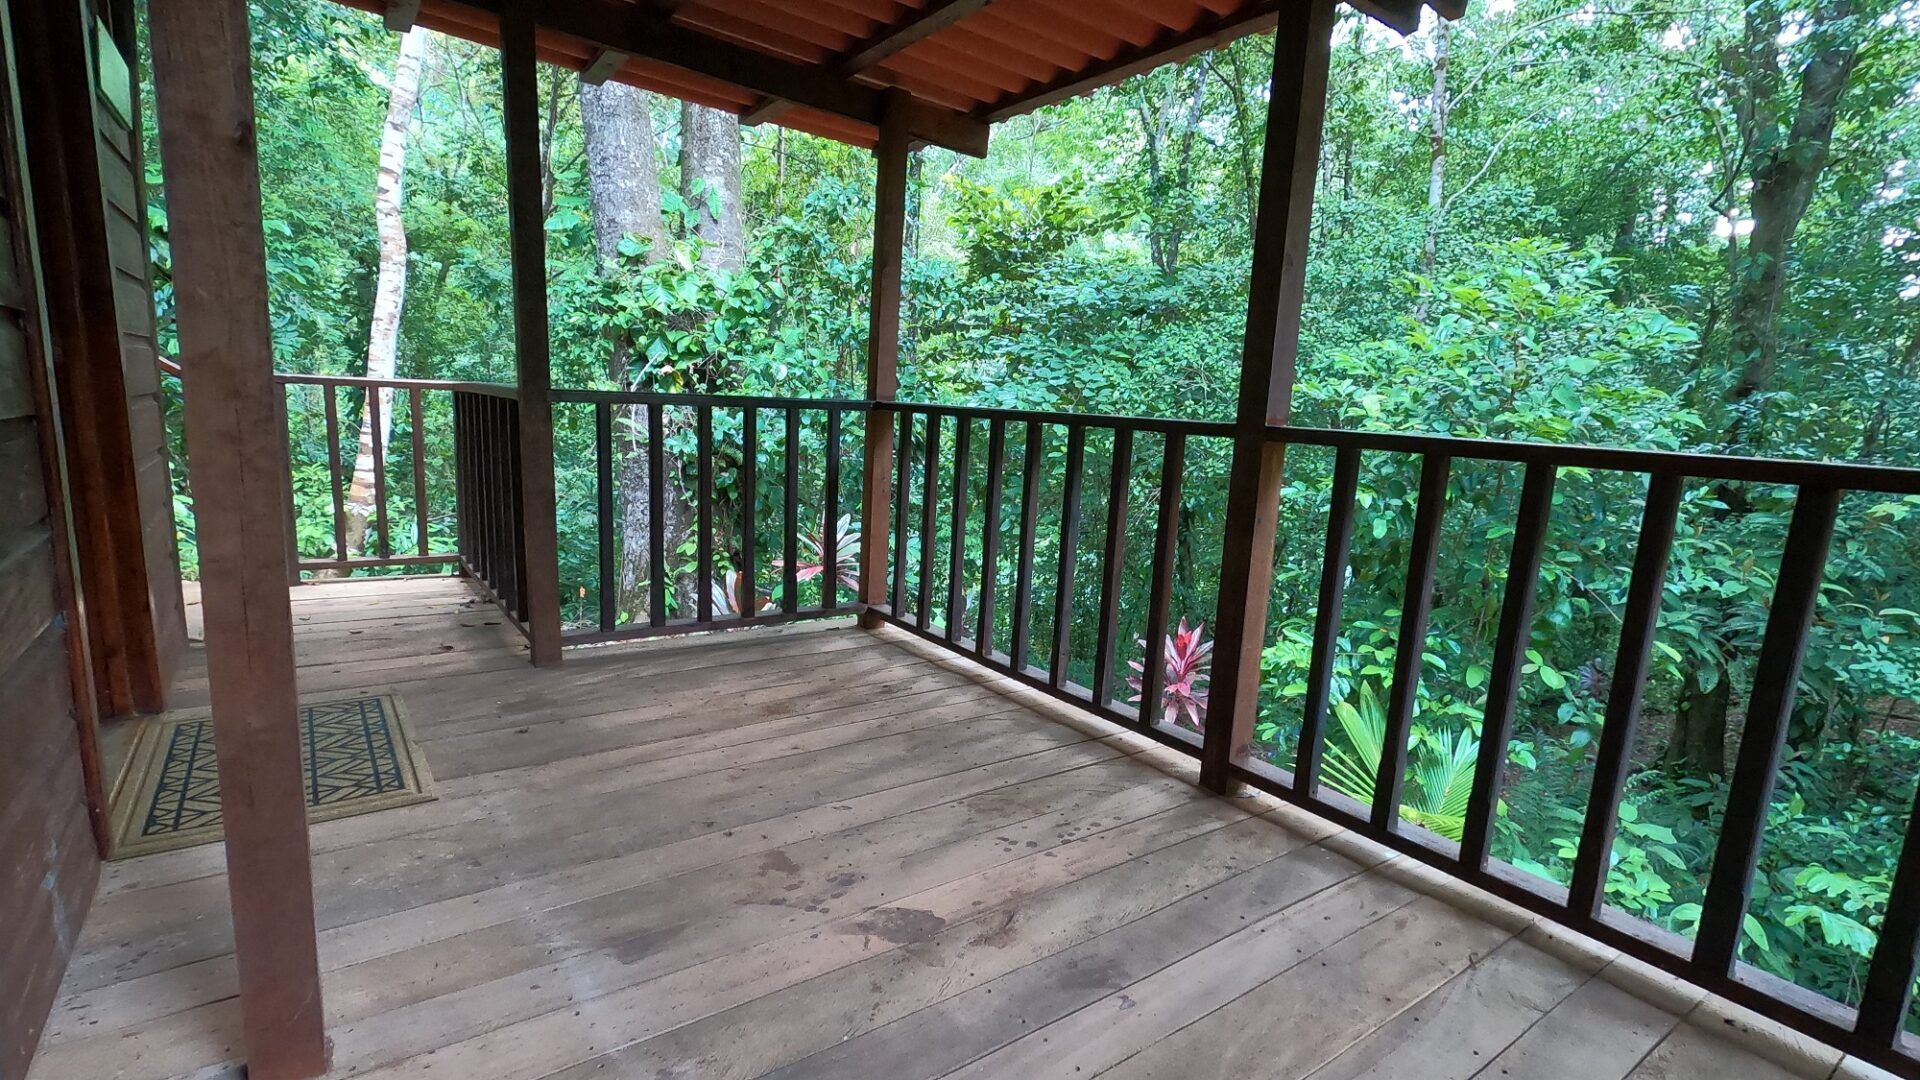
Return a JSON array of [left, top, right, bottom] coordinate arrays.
[[109, 694, 435, 859]]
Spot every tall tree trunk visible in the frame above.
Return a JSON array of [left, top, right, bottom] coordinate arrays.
[[680, 102, 744, 274], [1415, 19, 1449, 319], [340, 28, 428, 567], [581, 79, 685, 620], [1667, 0, 1859, 779]]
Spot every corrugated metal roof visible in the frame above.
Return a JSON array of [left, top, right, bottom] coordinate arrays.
[[343, 0, 1454, 153]]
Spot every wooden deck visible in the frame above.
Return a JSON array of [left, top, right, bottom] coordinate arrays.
[[26, 576, 1874, 1080]]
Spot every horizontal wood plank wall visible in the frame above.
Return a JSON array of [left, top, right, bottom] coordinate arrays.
[[94, 35, 185, 702], [0, 2, 102, 1073]]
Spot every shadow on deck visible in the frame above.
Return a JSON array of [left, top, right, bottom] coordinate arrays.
[[29, 576, 1879, 1080]]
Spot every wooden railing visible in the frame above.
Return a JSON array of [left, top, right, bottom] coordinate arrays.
[[276, 373, 504, 573], [549, 389, 871, 645], [450, 385, 528, 631], [867, 401, 1235, 757]]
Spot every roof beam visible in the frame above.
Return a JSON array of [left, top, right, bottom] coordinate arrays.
[[579, 46, 628, 85], [745, 0, 997, 131], [980, 1, 1282, 122], [384, 0, 421, 31], [840, 0, 995, 73], [458, 0, 990, 156]]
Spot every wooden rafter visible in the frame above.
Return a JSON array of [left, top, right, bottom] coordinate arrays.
[[745, 0, 997, 129], [457, 0, 989, 155], [579, 46, 628, 84]]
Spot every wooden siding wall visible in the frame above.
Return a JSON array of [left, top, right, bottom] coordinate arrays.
[[94, 38, 186, 689], [14, 0, 184, 718], [0, 1, 102, 1074]]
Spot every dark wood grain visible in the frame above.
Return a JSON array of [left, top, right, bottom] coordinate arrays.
[[1371, 453, 1450, 831], [1296, 445, 1358, 795]]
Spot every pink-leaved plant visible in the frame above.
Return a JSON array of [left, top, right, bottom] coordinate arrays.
[[1126, 617, 1212, 732]]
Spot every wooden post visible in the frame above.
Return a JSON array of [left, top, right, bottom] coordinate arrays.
[[500, 7, 564, 666], [1198, 0, 1335, 794], [146, 3, 329, 1077], [858, 91, 910, 628]]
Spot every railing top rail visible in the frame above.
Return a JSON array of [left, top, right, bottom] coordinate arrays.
[[551, 388, 871, 410], [1271, 424, 1920, 497], [275, 372, 520, 399], [885, 400, 1237, 438]]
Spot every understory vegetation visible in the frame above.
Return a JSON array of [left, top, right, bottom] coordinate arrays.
[[148, 0, 1920, 1026]]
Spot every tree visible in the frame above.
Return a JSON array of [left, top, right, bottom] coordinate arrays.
[[579, 78, 680, 619], [340, 27, 429, 565]]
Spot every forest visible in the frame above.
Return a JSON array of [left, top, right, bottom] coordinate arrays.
[[142, 0, 1920, 1030]]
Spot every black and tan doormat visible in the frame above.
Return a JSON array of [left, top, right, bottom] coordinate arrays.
[[110, 694, 435, 859]]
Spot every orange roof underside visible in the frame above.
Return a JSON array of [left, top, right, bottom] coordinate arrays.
[[341, 0, 1443, 151]]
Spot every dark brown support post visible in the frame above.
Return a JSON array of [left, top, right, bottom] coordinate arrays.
[[500, 8, 563, 665], [147, 3, 329, 1076], [1199, 0, 1336, 793], [1460, 461, 1556, 871], [1694, 484, 1840, 976], [1296, 444, 1359, 794], [1568, 471, 1684, 916], [858, 92, 910, 628]]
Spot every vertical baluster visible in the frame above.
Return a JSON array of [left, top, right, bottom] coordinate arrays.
[[1694, 484, 1841, 976], [785, 406, 801, 615], [891, 409, 912, 617], [917, 412, 941, 627], [1139, 433, 1186, 729], [647, 403, 667, 626], [411, 387, 429, 556], [1091, 428, 1132, 705], [946, 417, 971, 642], [481, 397, 501, 593], [595, 402, 615, 632], [1372, 453, 1451, 831], [1008, 421, 1044, 675], [823, 409, 841, 610], [1297, 446, 1360, 795], [508, 400, 528, 623], [975, 418, 1007, 656], [741, 407, 758, 621], [1568, 471, 1685, 916], [1049, 424, 1087, 688], [1460, 461, 1556, 871], [324, 384, 346, 565], [1859, 777, 1920, 1045], [697, 403, 714, 623], [453, 394, 468, 568], [369, 385, 390, 559]]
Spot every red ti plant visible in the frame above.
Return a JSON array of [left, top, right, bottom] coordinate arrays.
[[1126, 618, 1212, 732], [775, 513, 861, 595], [711, 569, 771, 617]]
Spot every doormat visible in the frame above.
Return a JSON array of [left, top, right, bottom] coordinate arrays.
[[110, 694, 435, 859]]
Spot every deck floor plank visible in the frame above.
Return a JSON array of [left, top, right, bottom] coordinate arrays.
[[28, 577, 1844, 1080]]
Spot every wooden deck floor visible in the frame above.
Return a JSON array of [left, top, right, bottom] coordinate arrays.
[[28, 577, 1874, 1080]]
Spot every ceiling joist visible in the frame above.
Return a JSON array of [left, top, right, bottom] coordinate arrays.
[[579, 47, 628, 85], [464, 0, 990, 156], [744, 0, 997, 132]]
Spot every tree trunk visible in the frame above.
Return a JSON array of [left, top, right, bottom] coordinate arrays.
[[1666, 665, 1731, 780], [581, 79, 684, 620], [1722, 0, 1859, 446], [1415, 19, 1449, 319], [339, 28, 428, 568], [680, 101, 744, 273]]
